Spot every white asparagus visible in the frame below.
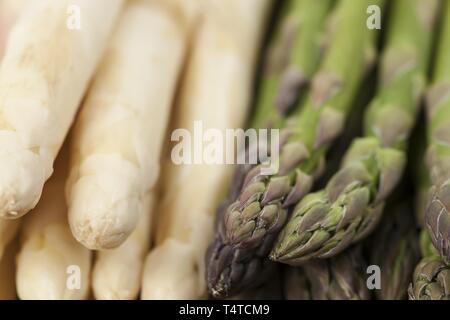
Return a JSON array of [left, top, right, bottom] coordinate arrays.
[[66, 0, 193, 250], [0, 0, 27, 58], [0, 0, 27, 260], [141, 0, 271, 300], [0, 0, 123, 219], [0, 238, 18, 300], [16, 145, 92, 300], [92, 193, 154, 300]]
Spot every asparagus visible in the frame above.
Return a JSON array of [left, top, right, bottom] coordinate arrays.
[[16, 145, 92, 300], [92, 194, 154, 300], [425, 1, 450, 264], [141, 0, 271, 300], [0, 0, 123, 219], [272, 0, 438, 265], [252, 0, 332, 128], [408, 256, 450, 300], [66, 0, 191, 249], [207, 0, 382, 298], [283, 247, 370, 300], [370, 202, 420, 300]]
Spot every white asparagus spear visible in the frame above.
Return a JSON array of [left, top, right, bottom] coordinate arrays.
[[0, 0, 27, 260], [16, 145, 92, 300], [0, 0, 28, 58], [66, 0, 193, 250], [141, 0, 271, 300], [92, 193, 154, 300], [0, 0, 123, 219], [0, 238, 18, 300]]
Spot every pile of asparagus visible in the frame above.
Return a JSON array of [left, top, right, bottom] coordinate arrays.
[[0, 0, 449, 301]]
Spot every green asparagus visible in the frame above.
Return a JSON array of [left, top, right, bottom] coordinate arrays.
[[252, 0, 333, 128], [272, 0, 438, 265], [424, 1, 450, 264], [207, 0, 381, 298], [408, 256, 450, 300], [284, 247, 370, 300], [370, 202, 420, 300]]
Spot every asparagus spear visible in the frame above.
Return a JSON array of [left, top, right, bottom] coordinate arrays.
[[283, 247, 369, 300], [408, 256, 450, 300], [141, 0, 271, 300], [272, 0, 438, 265], [425, 1, 450, 264], [370, 202, 420, 300], [0, 0, 123, 219], [0, 0, 27, 260], [66, 0, 191, 249], [252, 0, 332, 128], [16, 145, 92, 300], [92, 194, 154, 300], [207, 0, 382, 298]]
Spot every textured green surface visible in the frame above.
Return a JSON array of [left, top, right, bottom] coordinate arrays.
[[272, 0, 438, 265]]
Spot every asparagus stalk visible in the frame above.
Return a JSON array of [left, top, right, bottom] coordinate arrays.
[[0, 238, 18, 299], [92, 193, 154, 300], [252, 0, 332, 128], [284, 247, 369, 300], [15, 145, 92, 300], [0, 0, 27, 59], [66, 0, 191, 249], [0, 0, 27, 260], [272, 0, 438, 265], [141, 0, 271, 300], [0, 0, 123, 219], [370, 202, 420, 300], [425, 1, 450, 264], [207, 0, 382, 298], [408, 256, 450, 300]]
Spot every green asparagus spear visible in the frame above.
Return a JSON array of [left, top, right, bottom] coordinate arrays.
[[272, 0, 438, 265], [252, 0, 333, 128], [425, 1, 450, 264], [284, 247, 370, 300], [408, 256, 450, 300], [207, 0, 381, 298], [370, 202, 420, 300]]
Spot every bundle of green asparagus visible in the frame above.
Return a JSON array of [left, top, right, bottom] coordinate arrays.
[[272, 0, 438, 265]]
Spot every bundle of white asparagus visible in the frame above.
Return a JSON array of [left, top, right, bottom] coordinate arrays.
[[141, 0, 272, 300]]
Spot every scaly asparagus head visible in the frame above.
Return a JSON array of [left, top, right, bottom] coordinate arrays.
[[408, 256, 450, 300], [425, 1, 450, 264], [370, 202, 420, 300], [272, 0, 438, 265]]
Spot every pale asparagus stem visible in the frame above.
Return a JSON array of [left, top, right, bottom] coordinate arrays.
[[0, 0, 27, 259], [208, 0, 383, 298], [92, 193, 154, 300], [0, 0, 27, 58], [16, 145, 92, 300], [0, 0, 123, 219], [142, 0, 271, 300], [272, 0, 438, 265], [66, 0, 189, 250], [425, 1, 450, 264], [0, 239, 18, 300]]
